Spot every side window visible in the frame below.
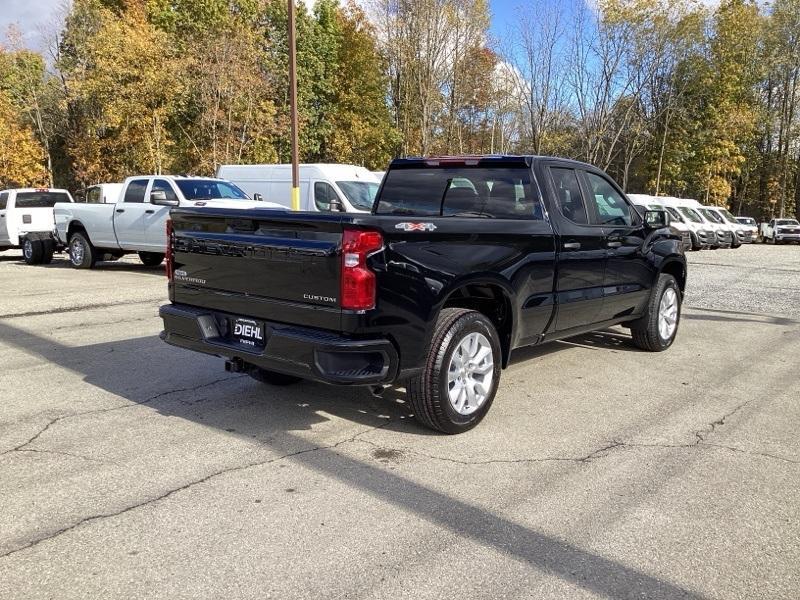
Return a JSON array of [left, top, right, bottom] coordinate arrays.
[[86, 187, 102, 204], [0, 192, 8, 210], [124, 179, 149, 203], [584, 172, 633, 226], [151, 179, 178, 202], [314, 182, 338, 211], [549, 167, 588, 224]]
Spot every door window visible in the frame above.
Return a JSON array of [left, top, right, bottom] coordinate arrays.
[[584, 172, 633, 226], [152, 179, 178, 202], [314, 182, 338, 211], [549, 167, 588, 224], [124, 179, 149, 203], [0, 192, 7, 210]]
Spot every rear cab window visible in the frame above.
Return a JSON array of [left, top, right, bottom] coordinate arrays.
[[376, 166, 542, 219], [124, 180, 149, 203], [549, 167, 588, 224], [13, 191, 71, 208]]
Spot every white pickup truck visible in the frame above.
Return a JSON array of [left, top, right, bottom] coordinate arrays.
[[0, 188, 74, 264], [760, 218, 800, 244], [54, 175, 284, 268]]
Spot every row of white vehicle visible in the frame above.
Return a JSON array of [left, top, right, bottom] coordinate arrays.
[[628, 194, 755, 250], [0, 164, 382, 267], [3, 167, 795, 269]]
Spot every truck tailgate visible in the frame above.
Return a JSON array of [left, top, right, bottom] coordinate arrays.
[[169, 208, 345, 330]]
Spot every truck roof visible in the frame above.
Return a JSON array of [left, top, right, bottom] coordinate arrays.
[[1, 187, 71, 194], [121, 175, 228, 183], [388, 155, 600, 170]]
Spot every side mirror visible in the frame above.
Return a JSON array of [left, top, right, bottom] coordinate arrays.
[[150, 190, 179, 206], [253, 193, 263, 202], [330, 197, 344, 212], [644, 209, 670, 229]]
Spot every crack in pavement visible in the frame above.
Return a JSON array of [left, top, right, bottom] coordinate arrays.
[[0, 418, 392, 560], [0, 375, 244, 459], [351, 437, 625, 465], [351, 399, 797, 468]]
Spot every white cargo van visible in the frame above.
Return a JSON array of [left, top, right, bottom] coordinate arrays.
[[217, 164, 380, 213]]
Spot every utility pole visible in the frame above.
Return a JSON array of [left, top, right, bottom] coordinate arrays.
[[288, 0, 300, 210]]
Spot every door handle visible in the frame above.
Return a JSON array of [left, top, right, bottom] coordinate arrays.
[[607, 241, 622, 248], [145, 209, 155, 214], [563, 242, 581, 250], [116, 208, 125, 213]]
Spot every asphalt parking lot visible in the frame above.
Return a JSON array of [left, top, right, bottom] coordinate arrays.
[[0, 244, 798, 599]]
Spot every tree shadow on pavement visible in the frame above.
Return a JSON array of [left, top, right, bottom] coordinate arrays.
[[0, 320, 705, 599]]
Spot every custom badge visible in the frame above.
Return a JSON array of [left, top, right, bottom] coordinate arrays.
[[394, 222, 437, 232]]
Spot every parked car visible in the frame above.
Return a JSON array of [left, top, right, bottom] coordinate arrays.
[[74, 183, 124, 204], [627, 194, 692, 250], [54, 175, 284, 269], [760, 218, 800, 244], [660, 198, 719, 249], [735, 216, 758, 240], [217, 163, 380, 213], [160, 155, 686, 434], [704, 206, 752, 245], [0, 188, 74, 264]]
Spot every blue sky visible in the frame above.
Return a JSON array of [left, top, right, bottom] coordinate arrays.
[[4, 0, 593, 50]]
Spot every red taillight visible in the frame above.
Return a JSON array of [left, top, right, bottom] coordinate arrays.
[[165, 219, 174, 281], [341, 229, 383, 311]]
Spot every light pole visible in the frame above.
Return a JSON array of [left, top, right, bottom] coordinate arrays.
[[288, 0, 300, 211]]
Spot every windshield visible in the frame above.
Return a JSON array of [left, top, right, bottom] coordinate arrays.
[[776, 219, 800, 226], [664, 207, 684, 222], [14, 191, 71, 208], [701, 209, 724, 224], [335, 181, 379, 211], [736, 217, 756, 226], [175, 180, 248, 200], [376, 166, 542, 219], [678, 207, 703, 223], [718, 208, 739, 224]]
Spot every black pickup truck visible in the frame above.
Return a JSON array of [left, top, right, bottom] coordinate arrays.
[[160, 156, 686, 433]]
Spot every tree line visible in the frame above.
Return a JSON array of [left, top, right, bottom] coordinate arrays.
[[1, 0, 798, 220]]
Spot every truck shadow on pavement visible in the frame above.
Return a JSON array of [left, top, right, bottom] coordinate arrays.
[[0, 320, 704, 599], [14, 257, 168, 275]]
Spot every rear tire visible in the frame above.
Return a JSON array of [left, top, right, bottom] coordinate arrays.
[[630, 274, 681, 352], [138, 251, 164, 267], [69, 232, 96, 269], [23, 238, 44, 265], [406, 308, 501, 434], [247, 367, 302, 386]]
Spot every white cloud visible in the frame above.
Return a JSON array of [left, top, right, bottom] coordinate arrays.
[[0, 0, 67, 48]]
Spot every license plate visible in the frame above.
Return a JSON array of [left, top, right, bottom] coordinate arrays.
[[230, 317, 266, 349]]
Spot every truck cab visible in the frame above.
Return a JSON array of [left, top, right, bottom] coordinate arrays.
[[0, 188, 74, 264]]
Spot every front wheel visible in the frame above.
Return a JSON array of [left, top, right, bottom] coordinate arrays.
[[406, 308, 501, 434], [138, 251, 165, 267], [630, 274, 681, 352], [23, 238, 44, 265]]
